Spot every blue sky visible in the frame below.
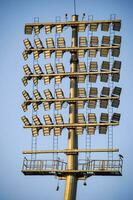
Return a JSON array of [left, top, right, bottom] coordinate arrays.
[[0, 0, 133, 199]]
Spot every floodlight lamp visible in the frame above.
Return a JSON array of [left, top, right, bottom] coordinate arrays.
[[22, 50, 28, 61], [34, 64, 43, 74], [113, 35, 121, 45], [44, 89, 53, 99], [101, 36, 110, 46], [46, 38, 55, 48], [45, 25, 52, 34], [23, 64, 32, 76], [79, 37, 88, 47], [21, 102, 28, 112], [113, 22, 121, 31], [89, 62, 98, 83], [34, 25, 40, 35], [88, 113, 97, 135], [33, 89, 42, 100], [90, 23, 98, 31], [55, 114, 64, 124], [101, 22, 110, 32], [99, 113, 109, 134], [32, 102, 39, 111], [111, 113, 121, 123], [34, 38, 43, 48], [33, 77, 39, 86], [22, 77, 28, 86], [78, 23, 86, 32], [21, 116, 31, 126], [22, 90, 31, 101], [33, 50, 40, 60], [32, 115, 42, 125], [90, 36, 99, 46], [57, 37, 66, 48], [44, 50, 51, 59], [55, 88, 64, 99], [43, 115, 53, 125], [45, 63, 54, 74], [23, 38, 32, 49], [32, 128, 39, 137], [56, 63, 65, 73], [56, 24, 63, 33]]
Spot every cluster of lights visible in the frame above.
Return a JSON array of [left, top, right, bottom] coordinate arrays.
[[21, 17, 122, 141], [22, 34, 121, 60], [21, 112, 120, 137], [22, 60, 121, 86]]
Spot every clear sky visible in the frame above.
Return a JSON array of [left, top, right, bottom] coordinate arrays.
[[0, 0, 133, 199]]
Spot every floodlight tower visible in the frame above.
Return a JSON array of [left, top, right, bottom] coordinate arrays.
[[21, 13, 123, 200]]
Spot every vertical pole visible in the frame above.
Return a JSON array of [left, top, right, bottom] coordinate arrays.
[[64, 15, 78, 200]]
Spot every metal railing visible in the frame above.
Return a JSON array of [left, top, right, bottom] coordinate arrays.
[[22, 157, 122, 173], [22, 157, 67, 171]]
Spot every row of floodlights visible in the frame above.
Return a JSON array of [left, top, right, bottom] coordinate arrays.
[[25, 21, 121, 35], [21, 86, 121, 111], [21, 112, 121, 136], [22, 47, 120, 61], [22, 61, 121, 86], [23, 36, 121, 49]]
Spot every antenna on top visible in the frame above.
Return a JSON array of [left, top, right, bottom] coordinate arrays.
[[74, 0, 77, 15]]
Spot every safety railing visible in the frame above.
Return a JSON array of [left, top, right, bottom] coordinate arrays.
[[22, 157, 67, 171], [22, 157, 123, 174]]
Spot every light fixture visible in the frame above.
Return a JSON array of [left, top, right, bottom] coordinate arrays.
[[21, 102, 28, 112], [100, 61, 110, 82], [22, 50, 28, 61], [23, 38, 32, 49], [89, 61, 98, 82], [111, 61, 121, 82], [113, 35, 121, 45], [33, 89, 42, 100], [34, 64, 43, 74], [46, 38, 55, 48], [101, 22, 110, 32], [45, 25, 52, 34], [99, 113, 109, 134], [111, 87, 121, 108], [34, 38, 43, 48], [90, 23, 98, 31], [100, 87, 110, 108], [21, 116, 31, 126], [34, 25, 40, 35], [23, 64, 32, 76], [22, 90, 31, 101], [22, 77, 28, 86], [55, 114, 64, 124], [57, 37, 66, 48], [56, 24, 63, 33], [78, 62, 87, 83], [77, 88, 86, 109], [90, 36, 99, 46], [112, 22, 121, 31], [76, 113, 85, 135], [102, 36, 110, 46], [88, 87, 98, 108], [78, 23, 86, 32], [111, 113, 121, 123], [87, 113, 97, 135], [43, 114, 53, 125], [79, 37, 88, 47], [32, 115, 42, 125], [44, 89, 53, 99]]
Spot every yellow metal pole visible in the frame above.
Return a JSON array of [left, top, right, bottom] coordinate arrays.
[[64, 15, 78, 200]]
